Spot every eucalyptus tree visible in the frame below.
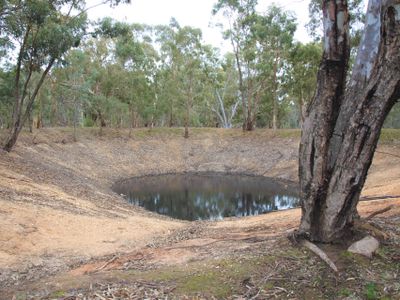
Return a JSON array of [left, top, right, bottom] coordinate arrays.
[[213, 1, 297, 130], [191, 44, 222, 128], [49, 49, 93, 139], [175, 26, 208, 138], [79, 37, 113, 129], [155, 20, 183, 127], [156, 20, 212, 137], [298, 0, 400, 242], [108, 21, 158, 128], [0, 68, 14, 129], [0, 0, 129, 151], [307, 0, 365, 43], [211, 53, 241, 128], [287, 42, 322, 127], [252, 5, 297, 130], [213, 0, 260, 130]]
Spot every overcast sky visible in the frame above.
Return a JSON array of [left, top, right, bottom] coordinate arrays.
[[87, 0, 312, 52]]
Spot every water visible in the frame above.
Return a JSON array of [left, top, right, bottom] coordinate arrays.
[[113, 173, 300, 221]]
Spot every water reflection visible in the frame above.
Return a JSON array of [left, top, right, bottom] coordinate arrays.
[[113, 173, 299, 221]]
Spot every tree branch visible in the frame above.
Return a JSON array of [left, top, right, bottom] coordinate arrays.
[[363, 205, 393, 221], [301, 240, 338, 273]]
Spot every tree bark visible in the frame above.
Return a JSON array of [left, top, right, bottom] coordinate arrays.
[[4, 58, 55, 152], [272, 51, 280, 131], [184, 102, 190, 139], [299, 0, 400, 242], [184, 77, 193, 139]]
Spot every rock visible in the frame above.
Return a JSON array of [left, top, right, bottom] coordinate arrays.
[[348, 236, 379, 258]]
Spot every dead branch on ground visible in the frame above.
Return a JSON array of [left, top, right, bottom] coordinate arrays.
[[301, 240, 338, 273]]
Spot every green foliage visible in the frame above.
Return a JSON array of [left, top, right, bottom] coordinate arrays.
[[1, 0, 87, 65], [379, 129, 400, 144], [364, 282, 378, 300], [285, 42, 322, 126], [385, 102, 400, 128], [0, 68, 14, 127], [179, 271, 231, 298], [339, 288, 352, 297], [97, 17, 132, 38], [213, 1, 298, 129], [1, 0, 398, 134]]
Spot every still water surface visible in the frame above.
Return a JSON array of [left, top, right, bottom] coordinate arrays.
[[113, 173, 299, 221]]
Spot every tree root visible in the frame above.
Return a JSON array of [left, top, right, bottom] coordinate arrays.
[[363, 205, 393, 221], [353, 221, 390, 240], [301, 240, 338, 273]]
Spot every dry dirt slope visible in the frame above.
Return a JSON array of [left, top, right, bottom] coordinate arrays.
[[0, 127, 399, 296]]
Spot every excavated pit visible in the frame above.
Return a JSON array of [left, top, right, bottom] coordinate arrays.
[[113, 172, 299, 221]]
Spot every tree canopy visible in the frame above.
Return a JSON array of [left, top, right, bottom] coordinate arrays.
[[0, 0, 399, 150]]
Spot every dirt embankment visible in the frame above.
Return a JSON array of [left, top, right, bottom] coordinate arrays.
[[0, 128, 399, 295], [0, 129, 298, 274]]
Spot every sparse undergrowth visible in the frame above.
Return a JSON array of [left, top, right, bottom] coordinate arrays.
[[1, 128, 399, 299], [16, 216, 400, 300], [1, 127, 399, 148], [379, 129, 400, 144]]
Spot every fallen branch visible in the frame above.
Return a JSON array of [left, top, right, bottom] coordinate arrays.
[[301, 240, 338, 273], [94, 293, 106, 300], [95, 255, 119, 272], [364, 205, 393, 221], [360, 195, 400, 201]]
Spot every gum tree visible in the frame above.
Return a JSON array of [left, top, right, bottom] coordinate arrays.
[[1, 0, 128, 152], [298, 0, 400, 242], [253, 5, 297, 130], [212, 0, 260, 131], [1, 0, 87, 151]]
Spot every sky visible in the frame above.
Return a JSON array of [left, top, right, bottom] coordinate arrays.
[[87, 0, 312, 52]]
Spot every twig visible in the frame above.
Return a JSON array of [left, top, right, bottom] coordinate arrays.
[[301, 240, 338, 273], [364, 205, 393, 221], [95, 255, 119, 272], [250, 288, 262, 299], [274, 286, 288, 293], [94, 293, 106, 300], [376, 150, 400, 159], [360, 195, 400, 201]]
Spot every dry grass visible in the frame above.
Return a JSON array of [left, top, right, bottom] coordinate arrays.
[[0, 127, 399, 299]]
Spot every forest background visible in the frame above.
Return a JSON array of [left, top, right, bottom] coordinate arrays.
[[1, 0, 399, 143]]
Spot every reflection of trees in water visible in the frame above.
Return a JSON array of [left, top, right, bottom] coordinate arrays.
[[127, 188, 299, 221]]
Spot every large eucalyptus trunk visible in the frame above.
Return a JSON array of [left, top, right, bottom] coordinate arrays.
[[299, 0, 400, 242]]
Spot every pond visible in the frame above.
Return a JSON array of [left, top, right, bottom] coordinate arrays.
[[113, 173, 300, 221]]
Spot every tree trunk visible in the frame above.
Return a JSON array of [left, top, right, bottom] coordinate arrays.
[[36, 94, 43, 129], [298, 0, 400, 242], [28, 107, 33, 134], [243, 117, 253, 131], [230, 35, 249, 132], [272, 51, 279, 131], [3, 58, 55, 152], [184, 103, 189, 139], [298, 89, 306, 128], [169, 104, 174, 127]]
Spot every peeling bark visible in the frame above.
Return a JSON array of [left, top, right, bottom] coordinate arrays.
[[299, 0, 350, 241], [299, 0, 400, 242]]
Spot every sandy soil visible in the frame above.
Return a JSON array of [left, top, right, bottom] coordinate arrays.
[[0, 128, 399, 294]]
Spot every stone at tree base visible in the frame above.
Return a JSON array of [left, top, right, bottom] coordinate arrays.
[[347, 236, 379, 258]]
